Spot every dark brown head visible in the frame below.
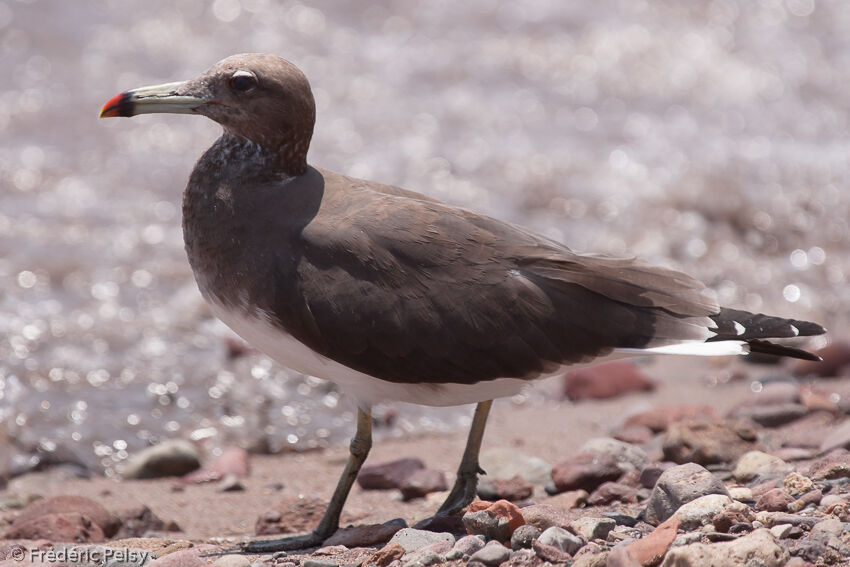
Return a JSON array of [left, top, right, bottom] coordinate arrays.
[[101, 53, 316, 173]]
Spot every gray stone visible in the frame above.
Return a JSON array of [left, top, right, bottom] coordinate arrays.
[[769, 523, 793, 539], [675, 494, 746, 529], [302, 561, 338, 567], [478, 447, 551, 485], [452, 534, 485, 556], [730, 403, 809, 427], [510, 524, 541, 550], [660, 529, 787, 567], [644, 463, 730, 525], [537, 526, 584, 554], [579, 438, 648, 471], [469, 541, 510, 566], [569, 517, 615, 541], [462, 509, 511, 542], [388, 528, 454, 553], [733, 451, 790, 482], [122, 440, 201, 479]]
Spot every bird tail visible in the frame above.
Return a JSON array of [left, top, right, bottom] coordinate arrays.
[[706, 307, 825, 361]]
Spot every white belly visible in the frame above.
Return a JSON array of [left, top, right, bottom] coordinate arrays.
[[206, 301, 530, 408]]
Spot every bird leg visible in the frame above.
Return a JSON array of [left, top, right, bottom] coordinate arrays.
[[436, 400, 493, 516], [241, 407, 373, 553]]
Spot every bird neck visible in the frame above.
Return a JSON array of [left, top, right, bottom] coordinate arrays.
[[220, 131, 310, 177]]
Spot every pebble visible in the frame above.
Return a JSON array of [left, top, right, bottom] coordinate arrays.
[[115, 504, 174, 538], [468, 540, 510, 566], [613, 424, 655, 445], [662, 419, 757, 466], [531, 540, 575, 564], [569, 516, 615, 541], [644, 462, 730, 525], [661, 528, 788, 566], [624, 405, 718, 433], [639, 462, 674, 489], [8, 495, 120, 538], [462, 500, 524, 541], [519, 504, 571, 531], [388, 528, 454, 553], [729, 403, 809, 428], [255, 495, 328, 536], [476, 475, 533, 502], [4, 512, 106, 543], [216, 474, 246, 492], [122, 440, 201, 479], [550, 452, 622, 493], [579, 438, 648, 471], [782, 471, 815, 496], [452, 534, 486, 556], [733, 451, 790, 482], [727, 487, 753, 502], [357, 458, 425, 490], [399, 469, 447, 501], [674, 494, 735, 529], [562, 360, 654, 401], [587, 481, 637, 506], [182, 447, 250, 484], [624, 516, 679, 566], [302, 560, 338, 567], [509, 525, 540, 550], [368, 542, 406, 567], [806, 449, 850, 480], [478, 447, 552, 485], [754, 488, 794, 512], [537, 525, 584, 554], [212, 556, 250, 567], [819, 420, 850, 454], [769, 523, 794, 539]]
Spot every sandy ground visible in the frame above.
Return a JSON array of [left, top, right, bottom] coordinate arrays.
[[3, 355, 832, 544]]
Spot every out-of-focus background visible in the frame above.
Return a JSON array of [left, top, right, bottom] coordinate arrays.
[[0, 0, 847, 478]]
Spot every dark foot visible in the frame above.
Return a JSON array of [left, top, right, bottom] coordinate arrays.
[[436, 468, 483, 516], [240, 530, 330, 553]]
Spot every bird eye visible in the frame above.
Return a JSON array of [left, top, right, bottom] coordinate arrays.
[[229, 70, 257, 92]]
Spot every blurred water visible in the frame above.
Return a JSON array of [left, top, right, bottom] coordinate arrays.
[[1, 0, 848, 476]]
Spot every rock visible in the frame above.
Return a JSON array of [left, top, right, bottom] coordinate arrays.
[[388, 528, 454, 553], [727, 487, 753, 502], [711, 504, 755, 533], [639, 462, 674, 489], [476, 475, 533, 502], [115, 505, 176, 538], [769, 523, 793, 539], [788, 489, 821, 512], [546, 489, 588, 510], [782, 472, 814, 496], [216, 474, 245, 492], [537, 525, 584, 554], [793, 340, 850, 378], [357, 458, 424, 490], [453, 534, 486, 556], [733, 451, 790, 482], [255, 495, 328, 535], [614, 424, 655, 445], [625, 516, 679, 566], [469, 540, 510, 566], [806, 449, 850, 480], [212, 556, 250, 567], [367, 542, 405, 567], [579, 438, 648, 471], [644, 463, 730, 525], [624, 406, 718, 433], [509, 525, 540, 550], [729, 403, 809, 427], [399, 469, 447, 501], [819, 419, 850, 453], [145, 545, 220, 567], [571, 542, 608, 567], [9, 495, 120, 538], [551, 453, 622, 493], [462, 500, 524, 541], [122, 440, 201, 479], [659, 528, 787, 567], [755, 488, 794, 512], [606, 546, 641, 567], [519, 504, 571, 531], [674, 494, 737, 529], [411, 514, 465, 534], [181, 447, 250, 484], [569, 517, 615, 541], [478, 447, 551, 485], [662, 420, 757, 465], [809, 517, 843, 543], [562, 360, 654, 401], [405, 541, 453, 565], [531, 539, 575, 564], [587, 482, 638, 506], [798, 384, 840, 412], [4, 512, 106, 542], [302, 561, 338, 567], [323, 519, 405, 547]]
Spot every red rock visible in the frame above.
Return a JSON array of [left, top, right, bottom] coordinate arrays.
[[806, 449, 850, 480], [798, 385, 839, 413], [551, 452, 622, 493], [399, 468, 447, 501], [626, 516, 679, 566], [532, 540, 573, 563], [477, 475, 533, 502], [562, 360, 654, 401], [4, 512, 106, 543], [607, 546, 641, 567], [520, 504, 571, 531], [356, 458, 424, 490], [587, 481, 638, 506], [145, 545, 220, 567], [464, 499, 525, 541], [182, 447, 250, 484], [367, 542, 406, 567], [115, 505, 176, 538], [613, 424, 655, 445], [754, 488, 794, 512], [624, 406, 718, 433], [662, 420, 758, 465], [10, 495, 119, 538], [793, 341, 850, 378], [255, 495, 328, 535]]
